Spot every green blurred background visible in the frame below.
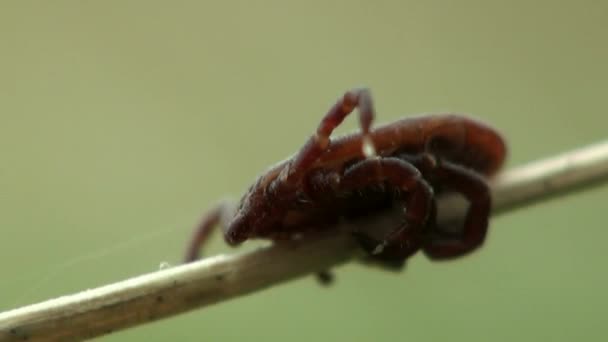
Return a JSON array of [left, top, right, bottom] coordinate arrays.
[[1, 1, 607, 341]]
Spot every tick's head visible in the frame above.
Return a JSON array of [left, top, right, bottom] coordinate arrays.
[[225, 181, 272, 245], [225, 211, 249, 245]]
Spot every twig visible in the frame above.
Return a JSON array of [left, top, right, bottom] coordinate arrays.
[[2, 141, 608, 341]]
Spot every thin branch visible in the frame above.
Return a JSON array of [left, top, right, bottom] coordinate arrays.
[[2, 141, 608, 342]]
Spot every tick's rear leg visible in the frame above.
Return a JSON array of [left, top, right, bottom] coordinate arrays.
[[422, 161, 491, 259], [184, 201, 236, 262], [339, 157, 433, 262], [284, 88, 376, 184]]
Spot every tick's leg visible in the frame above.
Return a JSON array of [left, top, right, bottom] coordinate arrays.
[[184, 201, 236, 263], [315, 270, 334, 286], [284, 88, 376, 183], [422, 161, 491, 259], [339, 157, 433, 261]]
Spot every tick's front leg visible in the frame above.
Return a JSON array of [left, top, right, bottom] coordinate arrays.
[[184, 200, 236, 262], [284, 88, 376, 184]]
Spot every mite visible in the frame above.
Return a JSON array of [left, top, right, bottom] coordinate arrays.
[[184, 88, 507, 279]]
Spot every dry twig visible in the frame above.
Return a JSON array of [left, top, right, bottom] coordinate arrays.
[[1, 141, 608, 341]]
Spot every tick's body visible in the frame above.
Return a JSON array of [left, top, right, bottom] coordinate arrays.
[[185, 89, 507, 272]]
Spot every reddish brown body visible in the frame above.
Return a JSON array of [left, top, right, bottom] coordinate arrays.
[[185, 88, 507, 278], [316, 115, 505, 175]]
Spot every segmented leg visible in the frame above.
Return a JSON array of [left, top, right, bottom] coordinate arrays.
[[283, 88, 376, 184], [422, 161, 491, 259], [339, 157, 433, 261], [184, 201, 235, 262]]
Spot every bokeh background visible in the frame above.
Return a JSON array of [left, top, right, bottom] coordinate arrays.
[[1, 1, 607, 341]]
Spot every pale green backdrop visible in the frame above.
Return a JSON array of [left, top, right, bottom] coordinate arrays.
[[1, 1, 607, 341]]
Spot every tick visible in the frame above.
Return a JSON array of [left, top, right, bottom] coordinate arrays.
[[184, 88, 507, 279]]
